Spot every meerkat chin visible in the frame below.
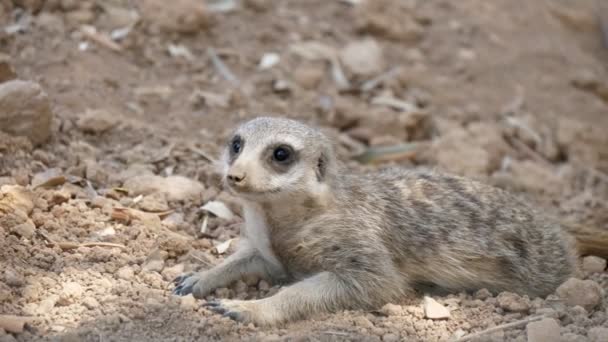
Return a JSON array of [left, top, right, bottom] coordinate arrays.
[[172, 116, 578, 326]]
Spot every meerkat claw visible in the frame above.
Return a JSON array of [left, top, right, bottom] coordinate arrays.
[[223, 311, 244, 322], [172, 273, 198, 296]]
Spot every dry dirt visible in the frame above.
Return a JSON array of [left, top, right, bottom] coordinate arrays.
[[1, 0, 608, 341]]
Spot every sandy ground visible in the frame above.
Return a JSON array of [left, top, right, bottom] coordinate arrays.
[[1, 0, 608, 341]]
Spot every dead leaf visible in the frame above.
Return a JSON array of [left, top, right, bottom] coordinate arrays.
[[201, 201, 235, 220], [214, 239, 233, 254]]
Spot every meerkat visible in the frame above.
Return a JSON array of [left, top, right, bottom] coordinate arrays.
[[172, 116, 577, 326]]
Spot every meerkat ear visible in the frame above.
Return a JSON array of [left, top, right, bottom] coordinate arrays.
[[315, 152, 328, 182]]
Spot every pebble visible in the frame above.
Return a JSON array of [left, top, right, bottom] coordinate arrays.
[[556, 278, 603, 311], [0, 80, 53, 145], [497, 292, 530, 312], [474, 288, 492, 300], [526, 317, 561, 342], [138, 0, 211, 34], [76, 109, 119, 134], [258, 280, 270, 291], [161, 263, 184, 282], [293, 63, 324, 90], [382, 333, 399, 342], [10, 219, 36, 239], [582, 256, 606, 274], [0, 53, 16, 82], [180, 294, 198, 310], [123, 175, 205, 202], [4, 269, 25, 287], [423, 296, 451, 319], [116, 266, 135, 280], [36, 295, 58, 315], [339, 38, 384, 76], [82, 296, 100, 310], [353, 316, 374, 329], [588, 327, 608, 342], [142, 259, 165, 273], [57, 282, 83, 306], [380, 303, 403, 316]]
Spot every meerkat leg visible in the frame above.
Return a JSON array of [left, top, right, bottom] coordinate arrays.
[[205, 271, 392, 326], [173, 241, 284, 298]]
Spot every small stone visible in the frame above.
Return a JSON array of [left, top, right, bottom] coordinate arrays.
[[82, 296, 100, 310], [423, 296, 451, 319], [582, 256, 606, 274], [474, 288, 492, 300], [257, 280, 270, 291], [58, 282, 83, 305], [588, 327, 608, 342], [353, 316, 374, 329], [161, 263, 185, 282], [380, 303, 403, 316], [556, 278, 603, 311], [526, 317, 561, 342], [138, 0, 211, 34], [10, 219, 36, 238], [0, 80, 53, 145], [382, 333, 399, 342], [123, 175, 205, 202], [497, 292, 530, 312], [4, 269, 24, 287], [293, 63, 324, 90], [138, 192, 170, 212], [340, 38, 384, 77], [233, 280, 248, 294], [142, 259, 165, 273], [243, 274, 260, 286], [116, 266, 135, 280], [76, 109, 119, 134], [36, 295, 58, 314], [0, 53, 16, 82], [180, 294, 197, 310]]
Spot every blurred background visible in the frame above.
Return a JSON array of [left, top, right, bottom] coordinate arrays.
[[1, 0, 607, 341]]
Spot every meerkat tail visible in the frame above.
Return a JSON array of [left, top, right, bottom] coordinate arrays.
[[561, 221, 608, 258]]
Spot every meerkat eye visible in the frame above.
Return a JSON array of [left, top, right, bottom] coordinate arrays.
[[272, 146, 292, 163], [231, 136, 242, 155]]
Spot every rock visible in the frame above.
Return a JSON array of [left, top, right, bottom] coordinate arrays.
[[293, 63, 325, 90], [423, 296, 451, 319], [10, 219, 36, 238], [380, 303, 403, 316], [0, 185, 34, 215], [180, 294, 198, 310], [382, 333, 399, 342], [0, 80, 53, 145], [76, 109, 119, 134], [138, 192, 169, 212], [4, 269, 25, 287], [556, 278, 603, 311], [339, 39, 384, 77], [138, 0, 211, 34], [58, 282, 83, 305], [497, 292, 530, 312], [142, 250, 168, 273], [36, 295, 58, 315], [161, 263, 184, 282], [353, 316, 374, 329], [123, 175, 205, 202], [355, 0, 424, 42], [82, 296, 100, 310], [582, 256, 606, 274], [0, 53, 16, 82], [258, 280, 270, 291], [116, 266, 135, 280], [588, 327, 608, 342], [526, 317, 561, 342], [474, 288, 492, 300]]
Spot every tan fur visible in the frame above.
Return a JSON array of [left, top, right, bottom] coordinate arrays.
[[173, 117, 578, 326]]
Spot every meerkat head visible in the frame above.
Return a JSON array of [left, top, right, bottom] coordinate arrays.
[[221, 117, 336, 202]]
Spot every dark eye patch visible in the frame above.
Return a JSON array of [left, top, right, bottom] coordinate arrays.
[[263, 143, 297, 173], [228, 135, 243, 164]]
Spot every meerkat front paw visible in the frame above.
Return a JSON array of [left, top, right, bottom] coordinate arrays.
[[172, 272, 215, 298], [204, 299, 276, 326]]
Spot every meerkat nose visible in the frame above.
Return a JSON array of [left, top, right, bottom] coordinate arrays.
[[227, 172, 246, 184]]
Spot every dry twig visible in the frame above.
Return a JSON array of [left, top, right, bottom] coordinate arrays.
[[454, 315, 545, 342]]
